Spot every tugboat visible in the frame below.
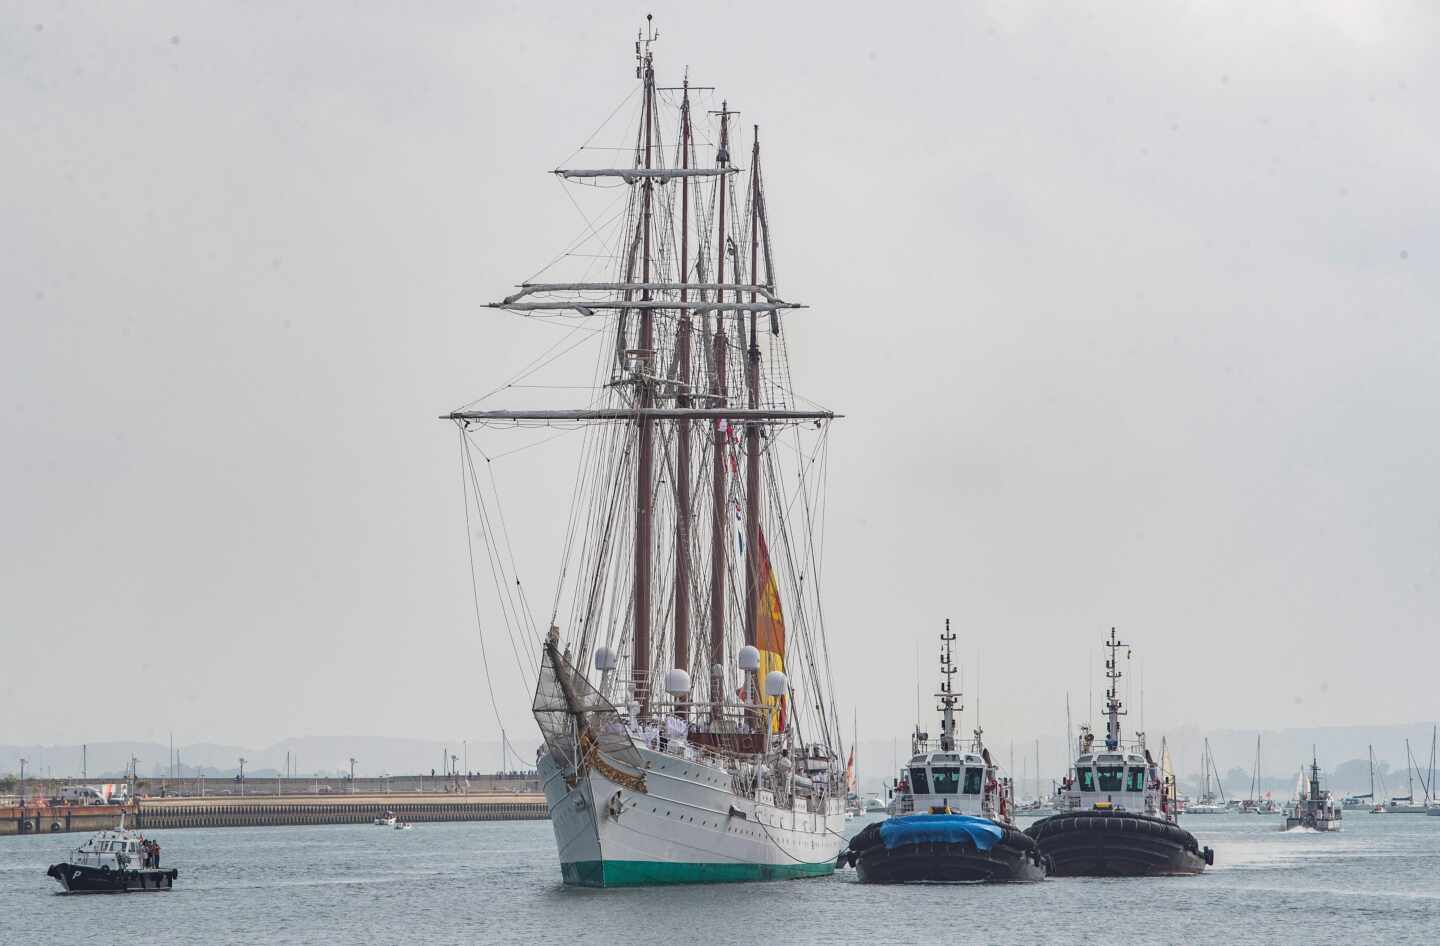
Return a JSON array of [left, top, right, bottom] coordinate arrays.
[[1027, 629, 1213, 876], [836, 622, 1048, 883], [45, 813, 178, 893], [1283, 751, 1342, 831]]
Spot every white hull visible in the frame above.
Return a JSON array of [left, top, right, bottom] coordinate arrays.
[[539, 746, 844, 886]]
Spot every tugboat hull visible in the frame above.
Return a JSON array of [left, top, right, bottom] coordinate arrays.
[[854, 839, 1047, 883], [46, 862, 178, 893], [841, 817, 1048, 883], [1026, 810, 1212, 877]]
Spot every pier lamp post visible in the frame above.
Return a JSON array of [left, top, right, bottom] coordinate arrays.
[[238, 757, 246, 797], [349, 758, 357, 794], [18, 758, 27, 806]]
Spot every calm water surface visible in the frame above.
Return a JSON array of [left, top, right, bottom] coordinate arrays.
[[4, 813, 1437, 944]]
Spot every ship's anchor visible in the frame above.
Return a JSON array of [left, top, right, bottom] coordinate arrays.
[[607, 791, 625, 821]]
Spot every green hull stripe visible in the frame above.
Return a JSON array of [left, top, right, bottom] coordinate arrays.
[[560, 859, 834, 887]]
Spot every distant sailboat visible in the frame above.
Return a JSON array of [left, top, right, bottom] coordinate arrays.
[[1386, 737, 1433, 813], [1188, 739, 1226, 814]]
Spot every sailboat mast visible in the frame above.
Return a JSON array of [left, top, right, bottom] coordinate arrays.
[[633, 39, 657, 715], [673, 78, 693, 715], [744, 127, 762, 652], [709, 102, 733, 720], [1407, 738, 1414, 800]]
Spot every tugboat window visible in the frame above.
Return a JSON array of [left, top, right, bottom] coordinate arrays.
[[909, 767, 930, 794], [1126, 767, 1147, 792], [964, 768, 984, 794], [1077, 767, 1096, 791], [1097, 766, 1124, 792], [931, 767, 961, 794]]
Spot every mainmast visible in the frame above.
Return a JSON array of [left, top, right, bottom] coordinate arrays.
[[936, 620, 961, 752], [1102, 627, 1128, 751], [744, 128, 763, 654], [633, 22, 657, 715], [709, 101, 735, 721], [673, 77, 694, 717]]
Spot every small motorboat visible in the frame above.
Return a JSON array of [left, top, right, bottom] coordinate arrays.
[[374, 811, 397, 826], [394, 821, 414, 830], [46, 814, 178, 893]]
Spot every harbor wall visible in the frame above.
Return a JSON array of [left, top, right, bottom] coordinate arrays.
[[1, 793, 548, 836], [34, 773, 540, 797]]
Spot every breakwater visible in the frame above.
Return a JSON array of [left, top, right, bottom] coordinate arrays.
[[2, 793, 547, 836]]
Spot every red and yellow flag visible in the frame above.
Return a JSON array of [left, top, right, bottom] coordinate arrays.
[[754, 528, 786, 733]]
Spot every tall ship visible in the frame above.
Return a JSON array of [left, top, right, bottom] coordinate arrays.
[[836, 623, 1047, 882], [1027, 629, 1213, 876], [1284, 752, 1342, 831], [445, 19, 846, 886]]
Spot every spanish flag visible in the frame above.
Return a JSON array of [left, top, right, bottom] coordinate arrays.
[[754, 528, 786, 733]]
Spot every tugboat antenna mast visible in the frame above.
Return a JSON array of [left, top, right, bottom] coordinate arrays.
[[1102, 626, 1129, 751], [935, 619, 962, 752]]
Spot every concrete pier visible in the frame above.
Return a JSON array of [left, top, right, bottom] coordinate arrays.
[[2, 794, 547, 836]]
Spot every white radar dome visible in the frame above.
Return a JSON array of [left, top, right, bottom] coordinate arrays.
[[764, 670, 788, 697], [593, 646, 617, 671], [664, 669, 691, 695], [737, 645, 761, 672]]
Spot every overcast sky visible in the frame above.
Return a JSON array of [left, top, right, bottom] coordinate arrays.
[[4, 1, 1437, 757]]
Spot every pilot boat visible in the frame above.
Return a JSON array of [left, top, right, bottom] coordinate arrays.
[[1283, 753, 1342, 831], [45, 813, 178, 893], [1027, 629, 1213, 876], [374, 811, 397, 826], [836, 623, 1047, 883]]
